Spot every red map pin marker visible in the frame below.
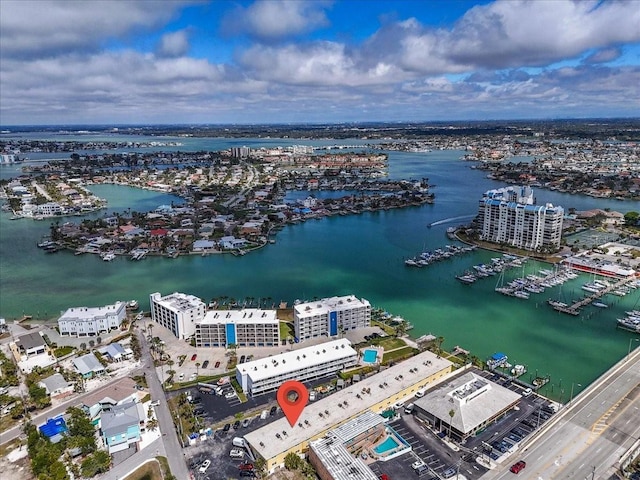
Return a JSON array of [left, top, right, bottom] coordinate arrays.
[[277, 380, 309, 427]]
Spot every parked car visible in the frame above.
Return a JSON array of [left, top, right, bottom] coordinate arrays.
[[239, 355, 246, 363], [198, 460, 211, 473], [191, 354, 197, 361], [214, 361, 221, 368], [233, 420, 241, 429], [225, 391, 237, 399], [222, 423, 231, 432], [239, 463, 254, 471], [230, 448, 244, 458], [510, 461, 526, 474], [239, 471, 256, 478], [242, 418, 251, 428], [442, 467, 456, 478], [150, 400, 160, 407], [270, 406, 278, 416], [411, 461, 425, 470]]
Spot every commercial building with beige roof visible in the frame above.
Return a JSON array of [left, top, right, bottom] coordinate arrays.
[[243, 349, 454, 473]]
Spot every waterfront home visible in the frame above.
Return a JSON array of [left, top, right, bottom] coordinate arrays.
[[38, 373, 74, 398], [73, 353, 106, 379], [192, 240, 216, 252], [219, 236, 247, 250], [58, 301, 126, 337], [100, 400, 145, 454]]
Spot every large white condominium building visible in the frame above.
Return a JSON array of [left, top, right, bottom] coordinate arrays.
[[58, 301, 127, 337], [478, 186, 564, 251], [236, 338, 358, 397], [294, 295, 371, 342], [195, 309, 280, 348], [149, 292, 206, 340]]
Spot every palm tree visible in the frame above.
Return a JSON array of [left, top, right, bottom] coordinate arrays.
[[448, 408, 456, 440]]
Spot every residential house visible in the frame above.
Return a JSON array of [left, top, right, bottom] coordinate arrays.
[[100, 400, 145, 454], [39, 373, 74, 398], [73, 352, 106, 379], [100, 343, 132, 363], [16, 332, 47, 358]]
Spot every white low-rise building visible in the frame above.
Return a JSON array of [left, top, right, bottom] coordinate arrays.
[[236, 338, 358, 397], [58, 301, 127, 337], [195, 309, 280, 348], [294, 295, 371, 342]]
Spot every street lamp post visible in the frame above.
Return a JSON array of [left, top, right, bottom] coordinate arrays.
[[569, 382, 582, 405], [628, 338, 639, 359]]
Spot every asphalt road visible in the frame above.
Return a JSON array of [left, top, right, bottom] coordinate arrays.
[[482, 348, 640, 480], [137, 329, 190, 480]]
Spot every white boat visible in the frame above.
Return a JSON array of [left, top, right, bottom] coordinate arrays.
[[513, 290, 530, 299], [592, 301, 608, 308], [101, 252, 116, 262]]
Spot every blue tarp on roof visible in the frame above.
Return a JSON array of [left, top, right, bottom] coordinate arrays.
[[490, 352, 507, 361], [39, 416, 68, 438]]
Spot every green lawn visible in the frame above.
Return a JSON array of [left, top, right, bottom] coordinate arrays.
[[122, 459, 163, 480], [279, 321, 295, 341], [381, 346, 418, 364]]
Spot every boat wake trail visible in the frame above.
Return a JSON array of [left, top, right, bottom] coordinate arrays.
[[429, 214, 475, 227]]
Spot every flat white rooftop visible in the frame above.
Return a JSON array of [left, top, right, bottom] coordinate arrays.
[[244, 350, 453, 462], [59, 301, 125, 321], [294, 295, 370, 317], [237, 338, 356, 383], [414, 371, 522, 434], [151, 292, 204, 312], [201, 309, 278, 325]]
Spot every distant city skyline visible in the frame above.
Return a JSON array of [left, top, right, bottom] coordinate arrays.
[[1, 0, 639, 126]]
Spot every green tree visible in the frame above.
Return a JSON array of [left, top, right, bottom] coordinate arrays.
[[624, 211, 639, 226], [284, 452, 302, 470], [28, 383, 50, 409], [448, 408, 456, 440]]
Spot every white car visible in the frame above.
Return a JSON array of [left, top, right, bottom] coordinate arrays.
[[411, 460, 425, 470], [198, 459, 211, 473], [229, 448, 244, 458], [150, 400, 160, 407], [225, 391, 237, 399]]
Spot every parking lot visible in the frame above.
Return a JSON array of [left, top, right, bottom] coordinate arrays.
[[184, 388, 301, 480], [368, 370, 559, 480]]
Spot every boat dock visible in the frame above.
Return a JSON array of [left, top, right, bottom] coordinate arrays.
[[550, 276, 637, 316]]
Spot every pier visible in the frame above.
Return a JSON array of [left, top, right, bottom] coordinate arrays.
[[550, 276, 637, 316]]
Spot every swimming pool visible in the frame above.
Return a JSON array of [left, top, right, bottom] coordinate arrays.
[[373, 436, 399, 454], [363, 349, 377, 363]]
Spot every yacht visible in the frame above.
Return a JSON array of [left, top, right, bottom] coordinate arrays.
[[592, 301, 608, 308], [101, 252, 116, 262]]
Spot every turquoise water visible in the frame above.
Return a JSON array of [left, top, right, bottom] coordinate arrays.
[[363, 349, 378, 363], [374, 436, 400, 455], [1, 140, 638, 401]]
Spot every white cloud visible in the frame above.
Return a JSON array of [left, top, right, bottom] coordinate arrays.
[[0, 0, 197, 59], [157, 30, 191, 58], [222, 0, 331, 40]]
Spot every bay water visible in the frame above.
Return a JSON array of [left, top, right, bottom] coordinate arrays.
[[1, 139, 638, 401]]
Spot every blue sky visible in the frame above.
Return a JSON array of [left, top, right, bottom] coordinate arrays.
[[1, 0, 639, 125]]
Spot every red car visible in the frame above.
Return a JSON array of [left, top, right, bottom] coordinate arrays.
[[191, 354, 197, 361], [510, 461, 526, 474], [379, 475, 390, 480], [214, 361, 221, 368], [239, 463, 254, 471]]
